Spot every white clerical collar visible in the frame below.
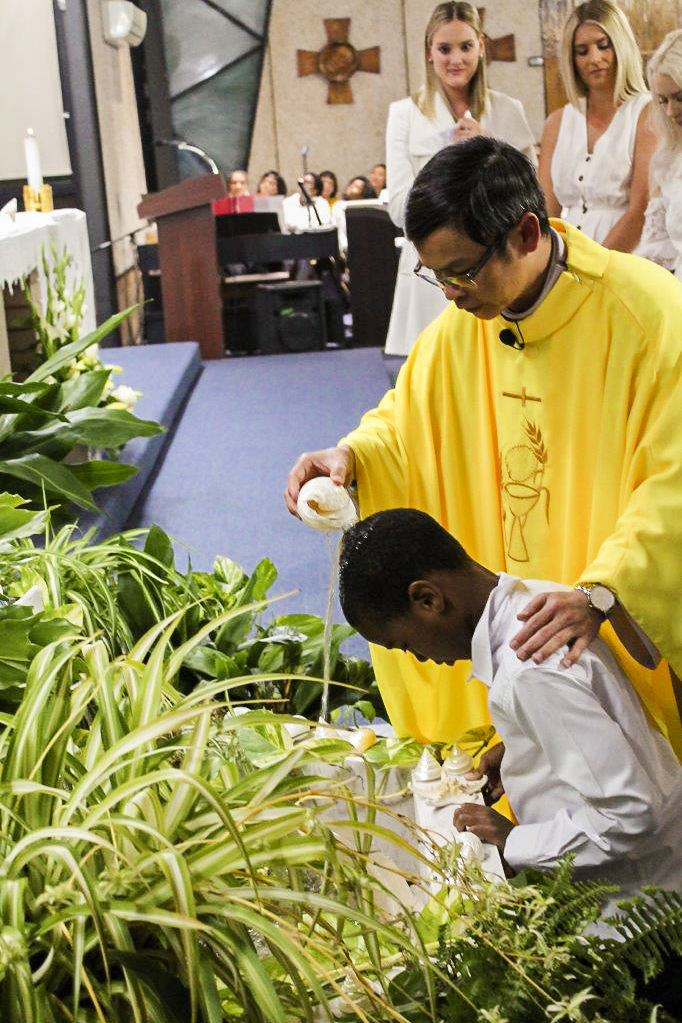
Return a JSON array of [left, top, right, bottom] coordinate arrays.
[[501, 227, 567, 323]]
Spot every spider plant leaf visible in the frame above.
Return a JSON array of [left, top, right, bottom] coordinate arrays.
[[158, 850, 200, 1023], [163, 712, 211, 838], [109, 951, 192, 1023], [198, 956, 222, 1023]]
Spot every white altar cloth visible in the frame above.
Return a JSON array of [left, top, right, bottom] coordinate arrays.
[[0, 209, 96, 334]]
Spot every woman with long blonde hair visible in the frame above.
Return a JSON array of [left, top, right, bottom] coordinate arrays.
[[384, 1, 536, 357], [538, 0, 655, 251], [636, 29, 682, 275]]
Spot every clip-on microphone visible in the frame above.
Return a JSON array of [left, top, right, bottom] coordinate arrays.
[[499, 324, 525, 351]]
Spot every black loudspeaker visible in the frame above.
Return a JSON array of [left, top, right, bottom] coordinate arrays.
[[254, 280, 326, 353]]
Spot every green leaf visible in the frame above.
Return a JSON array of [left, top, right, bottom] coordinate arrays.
[[0, 493, 49, 542], [212, 555, 247, 593], [144, 523, 175, 568], [68, 459, 138, 489], [105, 951, 192, 1023], [56, 368, 111, 411], [4, 407, 162, 456], [216, 558, 278, 650], [0, 394, 66, 420], [0, 453, 97, 510], [25, 305, 139, 383]]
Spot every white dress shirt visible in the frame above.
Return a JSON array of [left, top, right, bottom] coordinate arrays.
[[471, 573, 682, 917]]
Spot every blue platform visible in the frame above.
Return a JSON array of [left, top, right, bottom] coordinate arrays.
[[78, 341, 202, 536]]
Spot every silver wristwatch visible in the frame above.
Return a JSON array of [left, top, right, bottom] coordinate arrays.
[[575, 583, 616, 618]]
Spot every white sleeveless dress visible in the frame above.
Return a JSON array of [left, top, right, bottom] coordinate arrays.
[[550, 93, 651, 244]]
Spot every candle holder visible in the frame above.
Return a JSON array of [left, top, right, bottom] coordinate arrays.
[[22, 184, 54, 213]]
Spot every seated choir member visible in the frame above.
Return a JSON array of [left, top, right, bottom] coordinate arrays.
[[257, 170, 287, 196], [227, 168, 250, 197], [282, 172, 331, 232], [320, 170, 340, 209], [369, 162, 388, 201], [342, 175, 378, 200]]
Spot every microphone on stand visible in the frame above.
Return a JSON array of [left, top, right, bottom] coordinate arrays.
[[499, 324, 525, 351], [297, 177, 323, 227], [154, 138, 220, 175], [300, 144, 309, 176]]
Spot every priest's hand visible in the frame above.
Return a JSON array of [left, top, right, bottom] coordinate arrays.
[[453, 803, 515, 852], [511, 590, 602, 668], [284, 446, 355, 517], [466, 741, 505, 805]]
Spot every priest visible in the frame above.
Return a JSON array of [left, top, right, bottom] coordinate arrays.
[[285, 138, 682, 756]]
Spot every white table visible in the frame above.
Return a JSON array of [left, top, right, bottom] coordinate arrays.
[[0, 208, 97, 375]]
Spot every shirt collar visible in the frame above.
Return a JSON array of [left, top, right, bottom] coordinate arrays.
[[470, 573, 527, 685]]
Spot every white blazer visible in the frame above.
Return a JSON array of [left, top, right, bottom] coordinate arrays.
[[384, 89, 537, 356]]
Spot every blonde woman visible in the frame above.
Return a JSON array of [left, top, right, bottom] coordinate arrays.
[[384, 1, 536, 357], [636, 30, 682, 275], [538, 0, 655, 250]]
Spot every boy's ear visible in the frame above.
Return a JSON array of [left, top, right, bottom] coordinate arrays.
[[407, 579, 445, 615]]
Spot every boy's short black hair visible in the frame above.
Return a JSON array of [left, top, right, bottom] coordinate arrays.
[[339, 508, 470, 630], [405, 137, 549, 247]]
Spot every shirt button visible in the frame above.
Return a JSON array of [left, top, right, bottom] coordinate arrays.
[[578, 175, 583, 181]]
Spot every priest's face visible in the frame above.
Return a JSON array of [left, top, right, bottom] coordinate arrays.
[[414, 218, 543, 319]]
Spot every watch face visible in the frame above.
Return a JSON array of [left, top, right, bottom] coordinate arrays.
[[590, 585, 615, 614]]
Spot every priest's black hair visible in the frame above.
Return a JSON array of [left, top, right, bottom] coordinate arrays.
[[339, 508, 470, 629], [405, 137, 550, 247]]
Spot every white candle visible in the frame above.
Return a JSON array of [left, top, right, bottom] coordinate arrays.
[[24, 129, 43, 192]]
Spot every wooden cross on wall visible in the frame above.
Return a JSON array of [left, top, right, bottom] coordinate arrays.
[[297, 18, 380, 104], [478, 8, 516, 63]]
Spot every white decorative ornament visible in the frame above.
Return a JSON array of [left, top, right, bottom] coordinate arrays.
[[297, 477, 357, 532], [102, 1, 147, 47], [454, 830, 484, 864], [441, 745, 474, 778]]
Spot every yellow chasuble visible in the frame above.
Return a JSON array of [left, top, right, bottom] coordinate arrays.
[[340, 220, 682, 755]]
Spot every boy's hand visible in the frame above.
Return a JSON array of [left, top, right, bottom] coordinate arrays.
[[465, 741, 505, 804], [453, 803, 515, 852]]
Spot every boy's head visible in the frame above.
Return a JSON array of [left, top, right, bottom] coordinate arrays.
[[339, 508, 485, 665]]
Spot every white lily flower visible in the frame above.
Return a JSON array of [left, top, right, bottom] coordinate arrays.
[[109, 383, 141, 410]]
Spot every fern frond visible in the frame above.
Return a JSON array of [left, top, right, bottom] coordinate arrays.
[[604, 889, 682, 983]]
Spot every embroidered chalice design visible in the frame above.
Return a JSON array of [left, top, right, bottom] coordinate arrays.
[[501, 419, 550, 562]]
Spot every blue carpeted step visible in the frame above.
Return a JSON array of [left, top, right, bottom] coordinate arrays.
[[78, 341, 202, 537]]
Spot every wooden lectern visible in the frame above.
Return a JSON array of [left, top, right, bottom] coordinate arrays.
[[138, 174, 228, 359]]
